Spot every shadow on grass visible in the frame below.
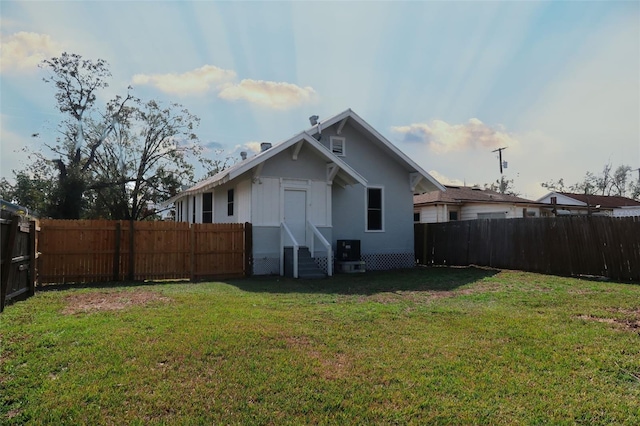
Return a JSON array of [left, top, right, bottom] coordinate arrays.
[[36, 266, 499, 297], [37, 279, 191, 293], [226, 266, 499, 296]]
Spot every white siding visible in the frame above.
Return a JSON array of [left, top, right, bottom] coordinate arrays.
[[309, 180, 330, 226], [418, 203, 541, 223], [461, 203, 517, 220], [418, 205, 448, 223], [252, 177, 280, 226], [538, 193, 586, 206], [614, 207, 640, 217], [195, 193, 202, 223], [237, 178, 251, 223]]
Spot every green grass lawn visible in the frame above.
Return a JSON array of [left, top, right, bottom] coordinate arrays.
[[2, 267, 639, 425]]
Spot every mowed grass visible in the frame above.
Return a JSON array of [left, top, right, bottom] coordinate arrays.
[[2, 267, 640, 425]]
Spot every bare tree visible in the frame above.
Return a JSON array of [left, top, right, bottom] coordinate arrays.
[[541, 162, 640, 200]]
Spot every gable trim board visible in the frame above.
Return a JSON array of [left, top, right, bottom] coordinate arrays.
[[169, 109, 445, 275], [308, 109, 445, 194], [166, 132, 367, 204]]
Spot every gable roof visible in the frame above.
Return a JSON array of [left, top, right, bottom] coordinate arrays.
[[167, 109, 445, 204], [414, 185, 539, 206], [541, 192, 640, 208], [307, 109, 446, 194], [166, 131, 367, 204]]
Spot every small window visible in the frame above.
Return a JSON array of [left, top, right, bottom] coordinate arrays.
[[477, 212, 506, 219], [550, 196, 557, 204], [413, 211, 420, 222], [330, 136, 346, 156], [366, 187, 383, 231], [449, 211, 458, 221], [227, 189, 234, 216], [192, 196, 196, 223], [202, 193, 213, 223]]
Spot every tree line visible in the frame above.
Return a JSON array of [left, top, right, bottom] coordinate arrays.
[[0, 53, 230, 220], [542, 163, 640, 200]]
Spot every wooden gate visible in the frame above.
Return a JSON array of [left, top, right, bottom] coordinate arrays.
[[1, 211, 37, 312]]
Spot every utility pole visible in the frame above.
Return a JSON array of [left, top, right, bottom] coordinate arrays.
[[492, 147, 508, 174]]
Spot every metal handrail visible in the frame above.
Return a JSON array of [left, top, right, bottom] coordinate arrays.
[[280, 222, 299, 278], [306, 220, 333, 277]]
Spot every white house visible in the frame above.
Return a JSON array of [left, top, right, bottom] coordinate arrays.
[[414, 186, 542, 223], [168, 109, 445, 277], [537, 192, 640, 217]]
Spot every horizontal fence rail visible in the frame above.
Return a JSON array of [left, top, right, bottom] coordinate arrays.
[[416, 216, 640, 282], [38, 220, 252, 285]]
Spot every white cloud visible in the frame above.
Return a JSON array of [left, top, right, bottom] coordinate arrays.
[[131, 65, 237, 96], [427, 170, 466, 187], [131, 66, 317, 110], [218, 79, 317, 110], [392, 118, 518, 153], [0, 32, 63, 73]]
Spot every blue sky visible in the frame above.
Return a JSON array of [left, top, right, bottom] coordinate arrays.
[[1, 1, 638, 199]]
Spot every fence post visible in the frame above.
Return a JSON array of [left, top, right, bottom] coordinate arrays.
[[28, 220, 37, 296], [113, 221, 121, 281], [128, 219, 135, 281], [1, 215, 19, 312], [190, 224, 196, 281], [244, 222, 253, 277]]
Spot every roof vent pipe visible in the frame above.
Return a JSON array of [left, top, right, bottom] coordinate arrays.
[[240, 151, 247, 160], [260, 142, 272, 152]]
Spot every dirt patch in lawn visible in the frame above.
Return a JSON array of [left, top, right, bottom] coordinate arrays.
[[351, 282, 504, 305], [578, 308, 640, 332], [62, 290, 171, 315], [284, 335, 351, 380]]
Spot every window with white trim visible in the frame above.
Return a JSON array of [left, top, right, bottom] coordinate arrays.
[[227, 189, 234, 216], [366, 187, 384, 231], [330, 136, 346, 156], [202, 192, 213, 223]]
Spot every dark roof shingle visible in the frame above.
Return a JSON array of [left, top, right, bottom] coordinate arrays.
[[557, 192, 640, 208], [414, 186, 538, 205]]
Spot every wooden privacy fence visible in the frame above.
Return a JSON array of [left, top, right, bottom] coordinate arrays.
[[38, 220, 252, 284], [1, 211, 37, 312], [415, 216, 640, 282]]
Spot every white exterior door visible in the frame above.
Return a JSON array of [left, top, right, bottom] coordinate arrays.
[[284, 189, 307, 245]]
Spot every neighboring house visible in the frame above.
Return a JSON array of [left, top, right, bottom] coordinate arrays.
[[0, 199, 38, 219], [167, 109, 444, 277], [414, 186, 542, 223], [537, 192, 640, 217]]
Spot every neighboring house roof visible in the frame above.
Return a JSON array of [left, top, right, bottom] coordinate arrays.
[[168, 109, 444, 204], [308, 109, 445, 194], [539, 192, 640, 208], [0, 199, 39, 218], [414, 186, 539, 206]]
